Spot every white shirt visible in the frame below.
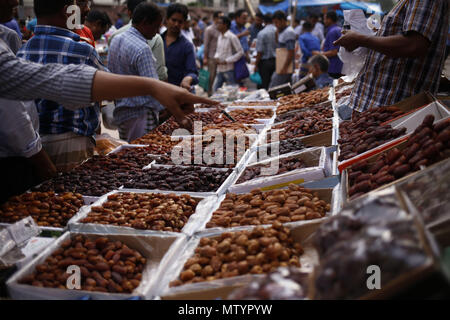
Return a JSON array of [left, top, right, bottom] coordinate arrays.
[[181, 28, 195, 45], [214, 30, 244, 72], [313, 22, 325, 45]]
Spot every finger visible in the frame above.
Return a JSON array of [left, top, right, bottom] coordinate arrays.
[[186, 94, 220, 106]]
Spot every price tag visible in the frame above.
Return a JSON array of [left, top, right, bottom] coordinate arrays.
[[7, 217, 40, 247]]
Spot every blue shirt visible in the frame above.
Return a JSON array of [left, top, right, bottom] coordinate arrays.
[[1, 19, 22, 40], [108, 26, 164, 124], [249, 23, 263, 44], [162, 32, 198, 87], [230, 20, 249, 52], [315, 73, 333, 89], [17, 25, 105, 137], [115, 18, 124, 29], [256, 24, 277, 60], [26, 18, 37, 33], [299, 32, 320, 63], [323, 24, 343, 74]]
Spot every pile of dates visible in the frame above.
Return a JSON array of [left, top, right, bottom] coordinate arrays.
[[170, 223, 304, 286], [19, 235, 147, 294], [347, 116, 450, 199], [206, 185, 330, 228]]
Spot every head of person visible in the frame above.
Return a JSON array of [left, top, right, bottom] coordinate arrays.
[[293, 19, 300, 28], [324, 11, 337, 27], [75, 0, 91, 24], [217, 16, 230, 34], [166, 3, 188, 36], [235, 9, 248, 27], [202, 17, 209, 25], [127, 0, 145, 18], [309, 13, 319, 25], [254, 12, 264, 27], [85, 10, 111, 40], [308, 54, 329, 78], [272, 10, 287, 31], [183, 16, 191, 30], [132, 2, 163, 40], [0, 0, 19, 23], [212, 11, 223, 24], [33, 0, 74, 29], [192, 17, 198, 27], [263, 13, 272, 25], [302, 21, 313, 33], [228, 12, 235, 21]]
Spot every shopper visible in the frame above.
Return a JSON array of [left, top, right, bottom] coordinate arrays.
[[72, 0, 96, 47], [255, 13, 277, 90], [108, 2, 165, 143], [299, 21, 320, 77], [308, 54, 333, 89], [310, 14, 324, 45], [203, 11, 223, 96], [115, 13, 124, 29], [335, 0, 449, 112], [84, 10, 111, 43], [269, 10, 297, 88], [231, 9, 250, 59], [312, 11, 343, 79], [162, 4, 198, 90], [249, 11, 264, 45], [17, 0, 106, 172], [181, 17, 195, 45], [109, 0, 167, 82], [212, 16, 244, 93]]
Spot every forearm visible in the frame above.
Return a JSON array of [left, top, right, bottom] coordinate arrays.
[[255, 52, 262, 68], [357, 34, 429, 58], [322, 49, 338, 58]]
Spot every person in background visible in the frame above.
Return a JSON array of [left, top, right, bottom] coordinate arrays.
[[310, 13, 324, 45], [228, 12, 235, 23], [18, 0, 106, 172], [269, 10, 297, 88], [1, 17, 22, 41], [312, 11, 343, 79], [202, 17, 210, 27], [293, 18, 302, 36], [249, 11, 264, 45], [213, 16, 244, 92], [115, 13, 124, 29], [162, 4, 198, 91], [26, 16, 37, 33], [109, 0, 167, 82], [192, 17, 202, 46], [181, 16, 195, 45], [198, 16, 205, 32], [84, 10, 111, 44], [307, 54, 333, 89], [108, 2, 165, 143], [335, 0, 449, 114], [299, 21, 320, 77], [255, 13, 276, 90], [72, 0, 96, 47], [203, 10, 223, 97], [231, 9, 250, 60]]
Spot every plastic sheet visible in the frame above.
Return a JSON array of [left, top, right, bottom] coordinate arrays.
[[68, 190, 217, 237], [7, 231, 187, 300]]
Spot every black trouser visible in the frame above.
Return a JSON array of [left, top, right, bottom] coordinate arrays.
[[258, 58, 276, 90], [0, 157, 39, 204]]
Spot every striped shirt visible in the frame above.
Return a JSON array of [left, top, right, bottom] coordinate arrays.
[[0, 39, 96, 107], [17, 25, 106, 136], [108, 26, 164, 124], [349, 0, 450, 112]]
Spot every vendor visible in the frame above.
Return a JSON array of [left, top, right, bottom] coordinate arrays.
[[335, 0, 449, 113]]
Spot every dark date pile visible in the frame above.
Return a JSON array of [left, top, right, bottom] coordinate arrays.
[[33, 156, 143, 196], [108, 147, 161, 168], [275, 118, 333, 141], [338, 106, 407, 161], [274, 104, 333, 123], [124, 166, 233, 192], [237, 157, 308, 184], [257, 139, 310, 162], [347, 116, 450, 200]]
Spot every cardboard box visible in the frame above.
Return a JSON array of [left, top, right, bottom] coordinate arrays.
[[7, 232, 186, 300]]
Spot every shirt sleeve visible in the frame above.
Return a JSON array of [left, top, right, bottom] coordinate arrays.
[[151, 35, 168, 81], [256, 32, 264, 53], [299, 36, 310, 57], [0, 99, 41, 158], [183, 42, 199, 85], [0, 46, 96, 110], [403, 0, 446, 42]]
